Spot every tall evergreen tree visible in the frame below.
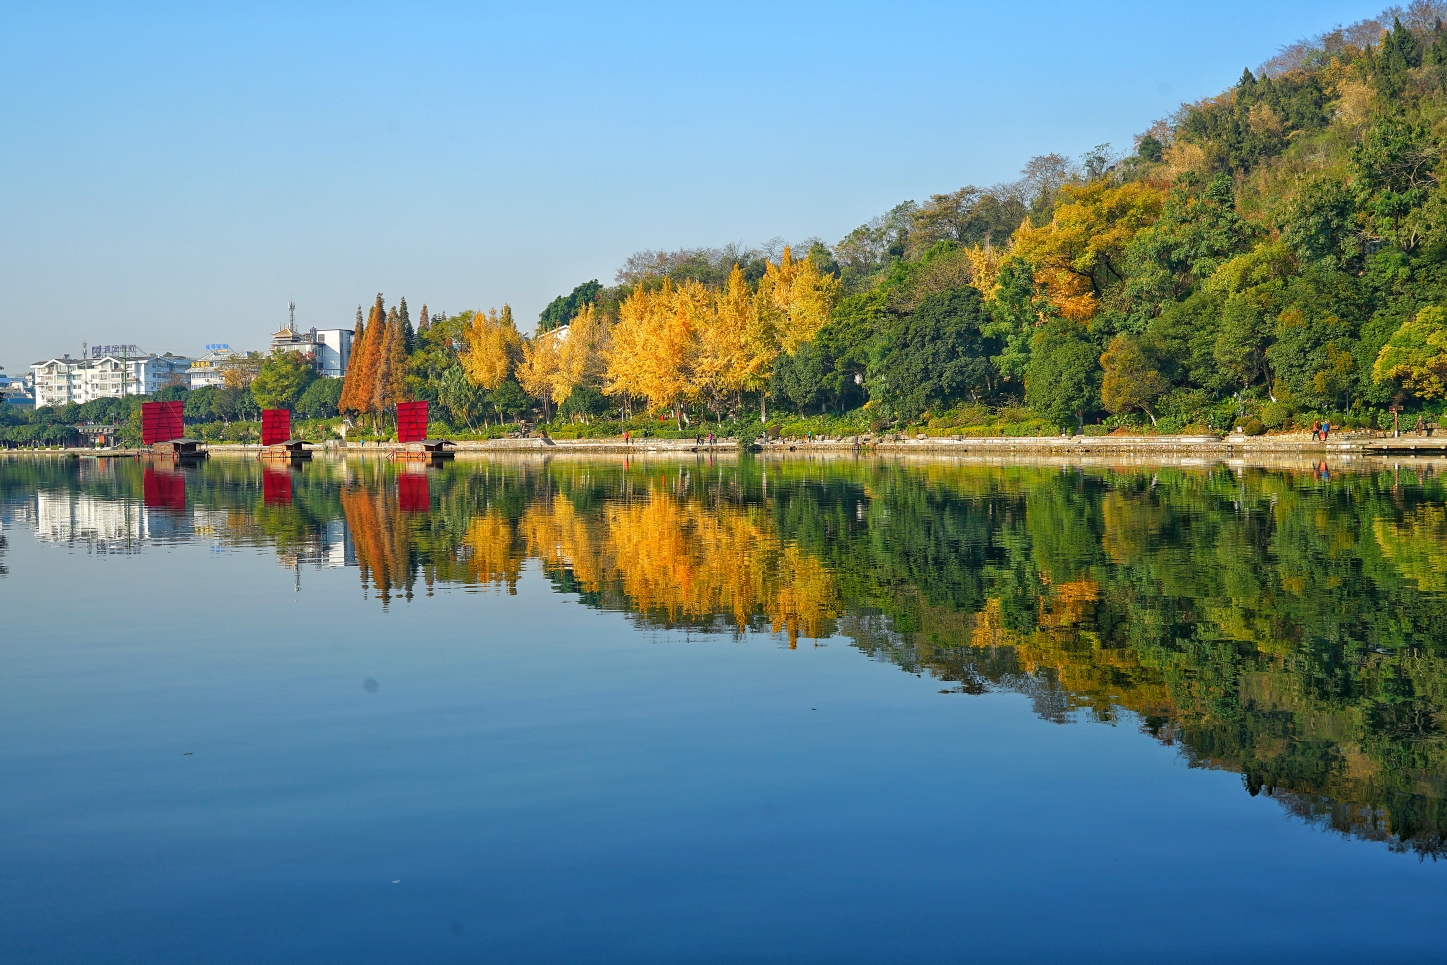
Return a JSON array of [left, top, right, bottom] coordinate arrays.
[[419, 303, 430, 332], [399, 296, 415, 352], [386, 306, 410, 406], [351, 294, 387, 417], [373, 306, 399, 414], [340, 305, 367, 414]]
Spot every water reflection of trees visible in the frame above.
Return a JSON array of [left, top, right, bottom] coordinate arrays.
[[4, 454, 1447, 855]]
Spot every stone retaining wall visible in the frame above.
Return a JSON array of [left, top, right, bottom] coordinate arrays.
[[13, 431, 1446, 458]]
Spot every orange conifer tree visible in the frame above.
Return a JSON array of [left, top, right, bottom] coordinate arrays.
[[348, 294, 387, 423], [340, 305, 366, 415], [373, 306, 399, 415]]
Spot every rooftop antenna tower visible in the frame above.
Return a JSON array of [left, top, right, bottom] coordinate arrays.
[[288, 301, 297, 333]]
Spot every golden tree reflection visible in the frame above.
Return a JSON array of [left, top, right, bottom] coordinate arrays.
[[522, 491, 838, 645]]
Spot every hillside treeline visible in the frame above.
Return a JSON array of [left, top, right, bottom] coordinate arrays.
[[19, 3, 1447, 442], [424, 1, 1447, 436]]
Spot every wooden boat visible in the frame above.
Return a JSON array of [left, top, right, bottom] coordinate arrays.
[[150, 438, 208, 461], [393, 439, 455, 464], [261, 439, 312, 462]]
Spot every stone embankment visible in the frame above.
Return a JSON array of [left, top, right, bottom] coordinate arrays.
[[252, 431, 1447, 457], [13, 431, 1447, 459]]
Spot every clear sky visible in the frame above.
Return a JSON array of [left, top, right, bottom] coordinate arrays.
[[1, 1, 1377, 375]]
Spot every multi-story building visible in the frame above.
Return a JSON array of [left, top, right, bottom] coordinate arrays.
[[188, 345, 243, 389], [129, 354, 192, 395], [313, 329, 352, 378], [4, 385, 36, 407], [32, 356, 124, 407], [269, 325, 352, 378], [30, 352, 193, 407]]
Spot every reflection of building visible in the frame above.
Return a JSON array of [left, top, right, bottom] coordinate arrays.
[[34, 490, 194, 551], [35, 491, 147, 551], [320, 518, 355, 567]]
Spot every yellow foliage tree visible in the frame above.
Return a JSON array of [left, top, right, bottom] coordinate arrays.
[[603, 279, 704, 426], [692, 265, 754, 417], [460, 306, 522, 390], [760, 245, 842, 353], [551, 302, 611, 417], [517, 331, 562, 419], [1011, 181, 1165, 322], [964, 243, 1006, 301]]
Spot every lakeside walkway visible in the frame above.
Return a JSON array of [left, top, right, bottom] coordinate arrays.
[[16, 431, 1447, 459]]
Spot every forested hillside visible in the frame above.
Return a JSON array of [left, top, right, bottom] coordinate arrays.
[[16, 3, 1447, 444], [484, 1, 1447, 438]]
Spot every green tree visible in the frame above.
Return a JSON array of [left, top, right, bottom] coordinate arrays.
[[296, 377, 343, 419], [438, 365, 486, 430], [488, 378, 532, 424], [1100, 334, 1168, 425], [251, 351, 317, 410], [538, 280, 603, 332], [870, 288, 1000, 420], [1025, 319, 1101, 431]]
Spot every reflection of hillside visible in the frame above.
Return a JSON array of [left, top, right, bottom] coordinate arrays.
[[822, 467, 1447, 857], [4, 454, 1447, 854]]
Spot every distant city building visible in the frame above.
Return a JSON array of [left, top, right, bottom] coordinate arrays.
[[29, 352, 192, 406], [131, 354, 192, 394], [312, 329, 352, 379], [1, 382, 34, 407], [268, 323, 352, 379], [32, 356, 125, 407], [188, 345, 243, 389]]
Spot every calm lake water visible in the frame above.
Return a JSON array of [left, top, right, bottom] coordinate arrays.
[[3, 453, 1447, 963]]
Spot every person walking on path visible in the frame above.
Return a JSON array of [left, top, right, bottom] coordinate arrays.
[[1321, 421, 1330, 442], [1311, 421, 1321, 441], [1417, 415, 1426, 434]]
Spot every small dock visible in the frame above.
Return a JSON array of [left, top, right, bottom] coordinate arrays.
[[1361, 436, 1447, 454]]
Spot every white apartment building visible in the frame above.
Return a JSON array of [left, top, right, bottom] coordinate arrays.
[[313, 329, 352, 378], [30, 353, 193, 407], [269, 326, 352, 378], [32, 356, 124, 407], [131, 354, 192, 394]]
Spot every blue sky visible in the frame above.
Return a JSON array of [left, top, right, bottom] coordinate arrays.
[[1, 1, 1376, 374]]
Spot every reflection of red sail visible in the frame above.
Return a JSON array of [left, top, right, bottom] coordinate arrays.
[[261, 409, 292, 446], [142, 467, 186, 512], [141, 401, 185, 445], [396, 400, 429, 443], [398, 473, 429, 512], [262, 469, 293, 505]]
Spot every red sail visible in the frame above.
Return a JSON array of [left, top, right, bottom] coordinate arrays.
[[141, 400, 185, 445], [396, 400, 429, 443], [261, 409, 292, 447], [398, 473, 429, 512]]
